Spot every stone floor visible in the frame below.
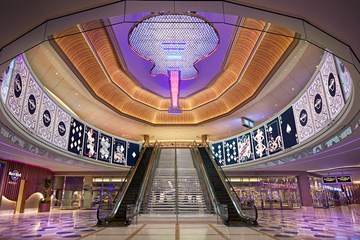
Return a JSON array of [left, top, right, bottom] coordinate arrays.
[[0, 205, 359, 239]]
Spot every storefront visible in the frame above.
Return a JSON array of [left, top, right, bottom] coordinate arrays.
[[52, 175, 126, 210], [230, 176, 301, 210], [0, 159, 53, 214]]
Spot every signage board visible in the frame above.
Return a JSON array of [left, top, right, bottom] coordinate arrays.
[[322, 176, 336, 184], [337, 176, 352, 183]]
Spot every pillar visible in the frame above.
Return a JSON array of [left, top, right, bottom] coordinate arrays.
[[297, 173, 313, 207], [14, 179, 26, 213], [201, 134, 208, 146], [143, 135, 150, 145]]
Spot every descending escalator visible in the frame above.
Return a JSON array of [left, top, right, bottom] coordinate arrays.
[[198, 147, 258, 226], [97, 147, 154, 225]]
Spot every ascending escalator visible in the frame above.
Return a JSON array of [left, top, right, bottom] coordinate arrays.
[[198, 147, 258, 226], [97, 147, 154, 225]]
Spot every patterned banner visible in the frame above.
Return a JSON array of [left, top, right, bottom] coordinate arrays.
[[279, 106, 298, 149], [1, 59, 15, 103], [127, 142, 140, 166], [308, 73, 331, 133], [320, 52, 345, 120], [20, 75, 42, 132], [210, 142, 225, 166], [37, 94, 56, 142], [252, 126, 268, 159], [237, 133, 253, 163], [113, 138, 127, 165], [67, 118, 85, 154], [335, 56, 352, 102], [83, 126, 98, 159], [293, 92, 315, 143], [224, 138, 239, 165], [97, 132, 112, 162], [52, 106, 71, 149], [266, 118, 283, 155], [6, 55, 29, 120]]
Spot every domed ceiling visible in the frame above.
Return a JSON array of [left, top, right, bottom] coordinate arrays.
[[50, 11, 296, 125]]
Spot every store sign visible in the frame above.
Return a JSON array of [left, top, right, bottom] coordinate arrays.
[[8, 170, 21, 181], [322, 176, 337, 184], [337, 176, 352, 183]]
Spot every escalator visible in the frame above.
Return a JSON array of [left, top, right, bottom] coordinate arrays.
[[97, 146, 154, 226], [198, 147, 258, 226]]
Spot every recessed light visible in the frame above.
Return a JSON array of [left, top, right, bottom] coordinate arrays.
[[291, 88, 295, 91], [275, 104, 278, 107], [55, 72, 58, 75]]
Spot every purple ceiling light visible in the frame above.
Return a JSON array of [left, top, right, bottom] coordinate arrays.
[[128, 12, 220, 113]]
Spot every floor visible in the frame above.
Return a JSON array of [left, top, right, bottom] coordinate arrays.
[[0, 205, 359, 240]]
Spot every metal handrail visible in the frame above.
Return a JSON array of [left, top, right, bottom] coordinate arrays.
[[202, 142, 258, 224], [97, 143, 150, 224], [190, 142, 223, 220]]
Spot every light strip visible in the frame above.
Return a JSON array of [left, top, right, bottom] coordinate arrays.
[[168, 70, 182, 114]]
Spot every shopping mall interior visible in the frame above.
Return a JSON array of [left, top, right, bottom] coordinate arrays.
[[0, 1, 359, 239]]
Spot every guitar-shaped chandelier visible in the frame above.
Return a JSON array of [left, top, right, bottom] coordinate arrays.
[[129, 12, 220, 114]]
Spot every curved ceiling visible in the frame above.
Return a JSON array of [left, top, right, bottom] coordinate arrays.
[[51, 14, 296, 125]]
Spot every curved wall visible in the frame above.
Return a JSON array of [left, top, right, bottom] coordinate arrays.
[[0, 54, 141, 167], [211, 51, 353, 167]]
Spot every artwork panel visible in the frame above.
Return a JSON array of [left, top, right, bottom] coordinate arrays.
[[237, 133, 254, 163], [279, 106, 298, 149], [320, 52, 345, 120], [127, 142, 140, 166], [307, 73, 331, 133], [266, 118, 283, 155], [20, 74, 42, 132], [67, 118, 85, 154], [112, 138, 127, 165], [97, 133, 113, 162], [6, 55, 29, 120], [1, 59, 15, 103], [37, 93, 56, 142], [210, 142, 225, 166], [335, 56, 352, 102], [293, 92, 315, 143], [224, 138, 238, 165], [52, 106, 71, 149], [252, 126, 268, 159], [83, 126, 98, 159]]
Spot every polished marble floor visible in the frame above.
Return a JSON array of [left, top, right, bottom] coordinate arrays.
[[0, 205, 359, 240]]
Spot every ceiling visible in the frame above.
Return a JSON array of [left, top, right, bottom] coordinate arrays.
[[0, 0, 359, 176]]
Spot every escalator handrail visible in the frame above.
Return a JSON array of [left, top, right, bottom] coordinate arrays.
[[202, 142, 258, 224], [97, 143, 151, 224], [132, 142, 161, 218], [190, 143, 222, 219]]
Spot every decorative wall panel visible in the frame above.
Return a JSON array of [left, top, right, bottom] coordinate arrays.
[[127, 142, 140, 166], [307, 73, 330, 133], [1, 59, 15, 103], [83, 126, 98, 159], [211, 142, 224, 166], [266, 118, 283, 155], [20, 75, 42, 132], [97, 132, 112, 162], [112, 138, 127, 165], [37, 94, 56, 142], [335, 56, 352, 102], [6, 55, 29, 120], [224, 138, 239, 165], [293, 92, 315, 143], [320, 52, 345, 120], [279, 106, 298, 149], [237, 133, 254, 163], [252, 126, 268, 159], [67, 118, 85, 154], [52, 107, 71, 149]]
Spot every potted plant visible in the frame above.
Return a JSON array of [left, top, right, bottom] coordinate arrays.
[[38, 177, 52, 212]]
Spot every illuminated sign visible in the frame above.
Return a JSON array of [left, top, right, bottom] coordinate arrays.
[[242, 117, 254, 128], [8, 170, 21, 181], [322, 176, 336, 184], [337, 176, 352, 183]]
